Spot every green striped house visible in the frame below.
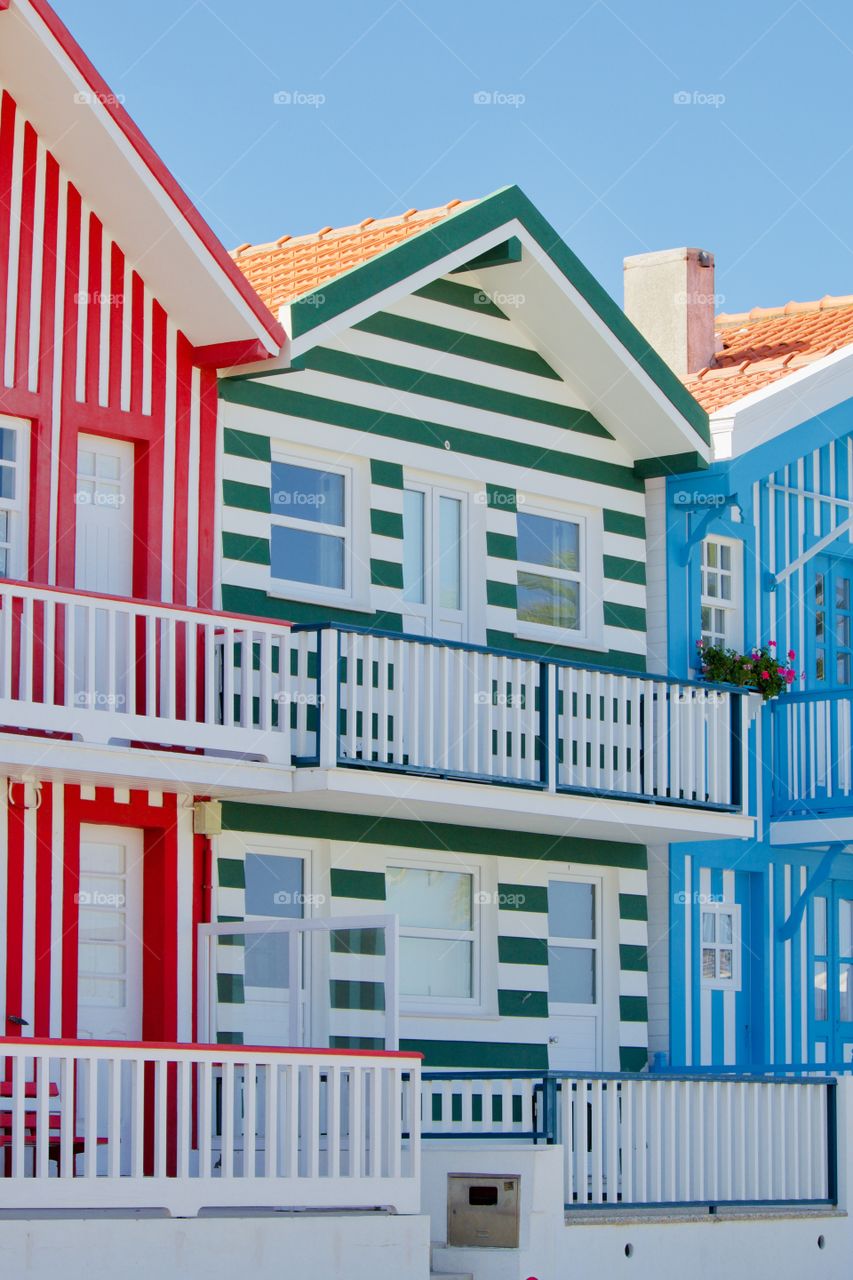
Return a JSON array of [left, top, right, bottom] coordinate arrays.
[[210, 186, 714, 1073]]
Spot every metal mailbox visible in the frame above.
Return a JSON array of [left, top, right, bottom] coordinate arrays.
[[447, 1173, 521, 1249]]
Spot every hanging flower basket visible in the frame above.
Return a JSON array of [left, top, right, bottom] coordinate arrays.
[[696, 639, 800, 701]]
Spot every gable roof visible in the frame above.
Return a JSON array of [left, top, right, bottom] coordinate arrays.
[[231, 185, 712, 468], [1, 0, 284, 355], [233, 201, 472, 313], [685, 294, 853, 413]]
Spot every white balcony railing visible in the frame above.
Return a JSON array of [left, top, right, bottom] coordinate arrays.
[[422, 1070, 836, 1211], [0, 1039, 421, 1215]]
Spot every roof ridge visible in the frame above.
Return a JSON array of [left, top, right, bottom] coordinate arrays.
[[717, 293, 853, 327], [231, 199, 469, 260]]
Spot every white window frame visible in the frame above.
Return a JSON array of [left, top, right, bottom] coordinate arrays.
[[386, 856, 482, 1013], [268, 449, 368, 609], [0, 415, 29, 580], [402, 479, 469, 640], [513, 498, 605, 649], [700, 900, 742, 991], [700, 536, 743, 651]]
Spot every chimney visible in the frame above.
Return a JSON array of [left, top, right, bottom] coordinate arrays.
[[623, 247, 717, 377]]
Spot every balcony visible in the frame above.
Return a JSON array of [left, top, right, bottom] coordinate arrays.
[[770, 689, 853, 840], [0, 583, 754, 840]]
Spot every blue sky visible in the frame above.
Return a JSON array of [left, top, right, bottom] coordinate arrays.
[[52, 0, 853, 314]]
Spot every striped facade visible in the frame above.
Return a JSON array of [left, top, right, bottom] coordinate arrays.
[[0, 81, 219, 604], [0, 780, 198, 1041], [663, 416, 853, 1069]]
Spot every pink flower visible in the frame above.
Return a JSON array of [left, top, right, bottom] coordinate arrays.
[[785, 670, 795, 684], [769, 640, 777, 647], [696, 639, 704, 648], [761, 671, 771, 680], [788, 649, 796, 659]]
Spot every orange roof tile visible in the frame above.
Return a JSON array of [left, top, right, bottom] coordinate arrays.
[[685, 294, 853, 412], [231, 200, 472, 314]]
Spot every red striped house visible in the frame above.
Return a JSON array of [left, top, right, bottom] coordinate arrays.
[[0, 0, 284, 1047]]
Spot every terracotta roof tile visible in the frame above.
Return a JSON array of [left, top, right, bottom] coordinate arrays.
[[684, 293, 853, 412], [231, 200, 472, 314]]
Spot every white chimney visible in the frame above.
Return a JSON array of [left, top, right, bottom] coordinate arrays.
[[623, 247, 717, 377]]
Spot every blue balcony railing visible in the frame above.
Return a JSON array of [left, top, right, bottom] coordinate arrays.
[[771, 688, 853, 818]]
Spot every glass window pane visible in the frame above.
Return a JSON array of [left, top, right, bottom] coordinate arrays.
[[815, 573, 825, 606], [837, 578, 851, 610], [720, 577, 732, 601], [0, 465, 14, 501], [0, 428, 15, 463], [838, 616, 851, 648], [400, 937, 472, 998], [719, 949, 733, 979], [816, 612, 825, 640], [702, 948, 717, 979], [719, 544, 731, 571], [517, 513, 579, 572], [705, 542, 718, 568], [719, 913, 733, 944], [438, 497, 462, 610], [271, 525, 345, 589], [548, 946, 596, 1004], [517, 572, 580, 630], [386, 866, 472, 930], [244, 933, 291, 990], [78, 450, 95, 478], [706, 574, 719, 599], [814, 897, 828, 955], [841, 963, 853, 1022], [839, 899, 853, 959], [549, 881, 595, 939], [839, 654, 851, 685], [702, 912, 716, 943], [245, 853, 304, 918], [271, 462, 345, 526], [402, 489, 425, 604], [815, 961, 828, 1022]]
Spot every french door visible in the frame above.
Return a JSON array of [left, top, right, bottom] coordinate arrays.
[[546, 876, 602, 1070], [811, 885, 853, 1065], [402, 483, 467, 640]]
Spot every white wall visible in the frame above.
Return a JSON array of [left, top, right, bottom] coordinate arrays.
[[644, 476, 668, 675], [645, 842, 671, 1061]]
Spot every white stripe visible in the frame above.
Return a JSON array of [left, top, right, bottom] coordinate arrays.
[[800, 865, 808, 1062], [684, 855, 692, 1066], [142, 286, 153, 415], [20, 793, 37, 1035], [49, 783, 64, 1037], [160, 320, 178, 601], [185, 367, 201, 605], [176, 800, 194, 1041], [0, 780, 7, 1027], [784, 865, 792, 1062], [723, 870, 736, 1063], [700, 866, 712, 1064], [3, 108, 26, 387], [120, 256, 133, 412], [767, 862, 774, 1063], [27, 136, 46, 393], [97, 232, 111, 407], [47, 177, 68, 584], [75, 201, 90, 404]]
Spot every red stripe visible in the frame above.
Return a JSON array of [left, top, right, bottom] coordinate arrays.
[[12, 122, 38, 390], [172, 332, 193, 605], [0, 1036, 422, 1059], [33, 784, 53, 1036], [0, 93, 16, 388], [130, 270, 144, 415], [5, 790, 25, 1033], [108, 239, 123, 409], [61, 787, 81, 1037], [196, 368, 219, 608]]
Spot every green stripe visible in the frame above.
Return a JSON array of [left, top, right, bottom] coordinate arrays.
[[487, 579, 517, 609], [331, 927, 386, 956], [223, 808, 647, 869], [330, 1036, 385, 1051], [486, 483, 519, 510], [371, 558, 404, 589], [354, 311, 561, 381], [293, 346, 611, 438], [223, 427, 271, 462], [619, 943, 648, 972], [217, 1031, 243, 1045], [370, 459, 404, 489], [414, 277, 508, 318], [498, 884, 549, 912], [330, 868, 387, 901], [486, 628, 646, 673], [400, 1039, 548, 1069], [330, 979, 385, 1011], [603, 509, 646, 540], [619, 1046, 649, 1072], [217, 973, 244, 1003], [603, 555, 646, 586], [218, 858, 245, 890], [222, 532, 270, 565], [219, 381, 641, 493], [620, 995, 648, 1022], [486, 531, 517, 560], [498, 989, 548, 1018], [619, 893, 648, 922], [498, 935, 548, 965], [635, 450, 707, 479], [220, 583, 403, 631], [223, 479, 269, 514], [371, 508, 404, 539], [604, 602, 646, 632]]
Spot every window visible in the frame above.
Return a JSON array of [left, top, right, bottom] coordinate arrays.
[[270, 459, 349, 594], [814, 896, 828, 1023], [516, 510, 582, 632], [547, 880, 599, 1006], [386, 864, 476, 1002], [700, 902, 741, 989], [700, 538, 741, 649], [0, 418, 27, 578]]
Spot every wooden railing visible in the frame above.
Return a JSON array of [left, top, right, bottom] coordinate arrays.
[[422, 1070, 837, 1211], [309, 625, 749, 812], [0, 1039, 421, 1215], [771, 688, 853, 816]]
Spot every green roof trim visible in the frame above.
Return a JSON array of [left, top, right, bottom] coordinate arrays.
[[285, 185, 709, 447]]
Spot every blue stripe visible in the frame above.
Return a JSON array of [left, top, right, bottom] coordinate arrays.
[[670, 848, 688, 1068], [711, 866, 724, 1065]]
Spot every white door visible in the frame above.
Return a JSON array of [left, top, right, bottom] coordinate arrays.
[[77, 826, 144, 1041], [546, 877, 602, 1070], [74, 434, 134, 594], [402, 483, 467, 640], [240, 851, 309, 1046]]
